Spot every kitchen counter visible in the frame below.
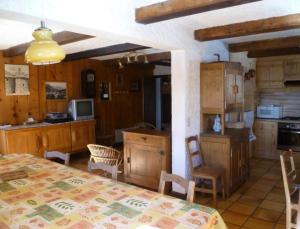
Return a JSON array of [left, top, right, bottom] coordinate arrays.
[[200, 128, 250, 140], [256, 118, 300, 123], [0, 119, 95, 131]]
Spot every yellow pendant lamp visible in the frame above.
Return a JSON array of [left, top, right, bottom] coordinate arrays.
[[25, 21, 65, 65]]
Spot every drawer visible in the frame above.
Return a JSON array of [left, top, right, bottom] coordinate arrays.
[[124, 133, 164, 147]]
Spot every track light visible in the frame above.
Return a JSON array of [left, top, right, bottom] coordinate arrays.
[[118, 59, 124, 69], [144, 55, 149, 64]]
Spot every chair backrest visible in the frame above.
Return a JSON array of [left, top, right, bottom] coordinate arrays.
[[280, 150, 297, 207], [87, 144, 122, 166], [158, 171, 195, 203], [134, 122, 156, 129], [88, 161, 118, 180], [186, 136, 204, 172]]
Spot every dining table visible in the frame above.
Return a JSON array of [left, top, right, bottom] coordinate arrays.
[[0, 154, 227, 229]]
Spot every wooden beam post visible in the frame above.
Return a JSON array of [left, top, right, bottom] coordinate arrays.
[[195, 13, 300, 41], [136, 0, 260, 24], [229, 36, 300, 53], [3, 31, 93, 57], [247, 47, 300, 58]]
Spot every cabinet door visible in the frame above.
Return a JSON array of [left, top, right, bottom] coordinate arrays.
[[43, 124, 71, 153], [254, 121, 278, 159], [71, 121, 96, 152], [125, 143, 164, 189], [257, 61, 284, 89], [230, 144, 242, 191], [225, 71, 236, 107], [5, 129, 43, 156], [284, 60, 300, 80], [235, 73, 244, 105]]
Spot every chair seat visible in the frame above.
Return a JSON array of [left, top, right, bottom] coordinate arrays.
[[192, 166, 224, 179]]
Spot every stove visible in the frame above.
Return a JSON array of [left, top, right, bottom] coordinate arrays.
[[282, 116, 300, 121], [278, 119, 300, 152]]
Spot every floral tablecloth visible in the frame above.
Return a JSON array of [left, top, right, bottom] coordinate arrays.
[[0, 154, 227, 229]]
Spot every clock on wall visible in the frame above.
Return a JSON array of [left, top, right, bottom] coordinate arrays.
[[81, 69, 96, 98]]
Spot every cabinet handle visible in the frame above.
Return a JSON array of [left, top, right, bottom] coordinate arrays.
[[42, 134, 49, 150], [160, 151, 164, 156], [141, 137, 147, 141], [127, 157, 131, 163]]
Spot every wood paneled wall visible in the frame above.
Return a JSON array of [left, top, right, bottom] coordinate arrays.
[[258, 91, 300, 117], [0, 51, 154, 144]]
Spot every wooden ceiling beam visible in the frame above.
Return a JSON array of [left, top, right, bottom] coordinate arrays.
[[64, 43, 148, 62], [195, 13, 300, 41], [3, 31, 93, 57], [247, 47, 300, 58], [136, 0, 261, 24], [229, 36, 300, 53]]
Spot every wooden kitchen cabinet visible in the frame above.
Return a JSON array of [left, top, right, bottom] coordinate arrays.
[[200, 62, 244, 134], [256, 60, 284, 89], [71, 120, 96, 152], [254, 120, 278, 160], [42, 124, 71, 153], [123, 129, 171, 190], [200, 128, 249, 196], [1, 128, 43, 157], [284, 59, 300, 81], [0, 120, 96, 156]]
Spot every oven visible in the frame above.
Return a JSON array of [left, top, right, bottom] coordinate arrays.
[[277, 122, 300, 152]]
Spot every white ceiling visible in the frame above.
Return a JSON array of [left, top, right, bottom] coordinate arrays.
[[0, 0, 300, 56]]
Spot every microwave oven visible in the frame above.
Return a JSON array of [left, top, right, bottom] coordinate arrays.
[[257, 105, 283, 119], [68, 98, 94, 121]]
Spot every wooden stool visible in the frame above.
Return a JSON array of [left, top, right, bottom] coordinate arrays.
[[186, 135, 225, 206], [44, 151, 70, 166]]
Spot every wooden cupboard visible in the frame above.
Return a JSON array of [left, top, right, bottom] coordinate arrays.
[[200, 62, 244, 134], [71, 121, 96, 152], [0, 120, 96, 156], [256, 60, 284, 89], [284, 59, 300, 81], [254, 120, 278, 160], [200, 129, 249, 196], [123, 129, 171, 190]]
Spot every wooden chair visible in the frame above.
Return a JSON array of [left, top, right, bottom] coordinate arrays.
[[87, 144, 122, 180], [158, 171, 195, 203], [186, 135, 225, 206], [280, 150, 300, 229], [44, 151, 70, 166], [134, 122, 156, 129]]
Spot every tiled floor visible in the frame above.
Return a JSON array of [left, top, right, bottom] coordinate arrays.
[[70, 154, 286, 229]]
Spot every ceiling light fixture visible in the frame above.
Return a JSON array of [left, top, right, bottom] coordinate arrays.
[[25, 21, 65, 65], [117, 51, 149, 69]]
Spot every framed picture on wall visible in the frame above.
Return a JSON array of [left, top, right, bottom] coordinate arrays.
[[45, 82, 67, 100], [5, 64, 30, 96]]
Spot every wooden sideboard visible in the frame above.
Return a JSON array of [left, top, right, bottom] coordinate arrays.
[[0, 120, 96, 156], [200, 128, 250, 196], [123, 129, 171, 190]]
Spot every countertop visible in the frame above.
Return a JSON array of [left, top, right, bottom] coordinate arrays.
[[123, 128, 171, 137], [200, 128, 250, 139], [0, 119, 95, 131], [256, 118, 300, 123]]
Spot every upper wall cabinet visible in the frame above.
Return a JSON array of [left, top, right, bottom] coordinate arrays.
[[284, 59, 300, 81], [256, 60, 284, 90]]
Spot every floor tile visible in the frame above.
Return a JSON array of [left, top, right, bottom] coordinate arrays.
[[243, 217, 274, 229], [244, 188, 269, 199], [216, 200, 233, 210], [228, 202, 256, 216], [253, 208, 282, 222], [251, 183, 273, 192], [274, 224, 286, 229], [265, 193, 285, 203], [277, 213, 286, 225], [259, 199, 285, 212], [238, 195, 262, 208], [222, 210, 249, 226], [226, 222, 241, 229]]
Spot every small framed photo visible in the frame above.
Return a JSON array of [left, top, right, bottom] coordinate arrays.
[[45, 82, 67, 100]]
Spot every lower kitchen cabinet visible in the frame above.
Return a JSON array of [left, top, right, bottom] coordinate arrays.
[[200, 128, 249, 196], [254, 120, 278, 160], [0, 120, 96, 156], [123, 129, 171, 190]]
